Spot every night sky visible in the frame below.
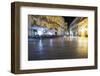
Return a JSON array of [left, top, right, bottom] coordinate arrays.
[[63, 17, 76, 27]]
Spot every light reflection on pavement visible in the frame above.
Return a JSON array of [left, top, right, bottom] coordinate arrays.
[[28, 36, 88, 60]]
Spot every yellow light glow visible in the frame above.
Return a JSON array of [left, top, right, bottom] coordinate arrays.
[[80, 27, 85, 32], [79, 27, 86, 37]]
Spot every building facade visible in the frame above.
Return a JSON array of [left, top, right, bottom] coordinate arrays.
[[28, 15, 68, 37], [69, 17, 88, 37]]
